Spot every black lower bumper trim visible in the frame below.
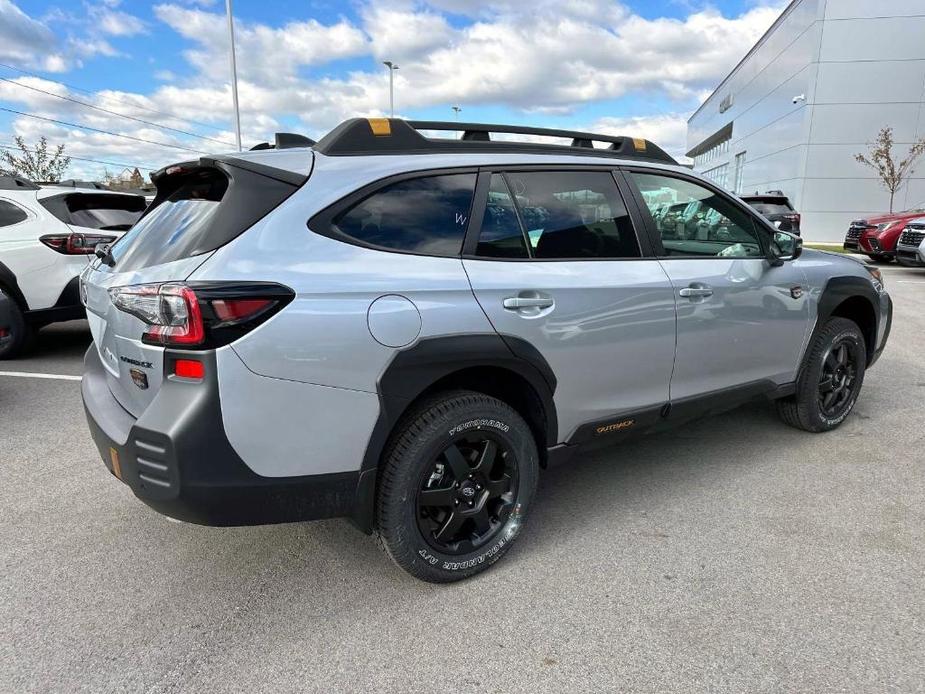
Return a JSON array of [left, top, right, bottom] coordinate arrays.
[[82, 345, 359, 526]]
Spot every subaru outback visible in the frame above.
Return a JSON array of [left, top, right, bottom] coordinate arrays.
[[80, 119, 892, 583]]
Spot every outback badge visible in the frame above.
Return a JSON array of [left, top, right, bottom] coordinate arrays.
[[130, 368, 149, 390]]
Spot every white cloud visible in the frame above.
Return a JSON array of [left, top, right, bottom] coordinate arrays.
[[588, 113, 692, 161], [0, 0, 786, 180], [153, 4, 368, 83], [0, 0, 69, 70]]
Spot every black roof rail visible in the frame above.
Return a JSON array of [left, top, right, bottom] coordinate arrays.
[[36, 179, 107, 190], [312, 118, 678, 165], [0, 173, 40, 190], [249, 132, 316, 151]]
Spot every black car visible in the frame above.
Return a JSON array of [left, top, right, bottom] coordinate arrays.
[[741, 191, 801, 235]]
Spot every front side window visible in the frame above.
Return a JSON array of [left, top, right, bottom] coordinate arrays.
[[476, 170, 640, 259], [334, 173, 476, 255], [0, 200, 28, 227], [631, 172, 763, 258]]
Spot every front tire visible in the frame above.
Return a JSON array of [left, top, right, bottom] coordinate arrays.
[[777, 317, 866, 432], [0, 300, 34, 360], [376, 390, 539, 583], [868, 254, 892, 264]]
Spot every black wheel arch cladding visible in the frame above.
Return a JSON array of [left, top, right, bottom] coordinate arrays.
[[350, 333, 558, 535], [815, 276, 881, 366], [0, 261, 27, 310]]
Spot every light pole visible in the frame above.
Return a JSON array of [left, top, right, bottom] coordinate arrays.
[[452, 106, 461, 121], [225, 0, 242, 151], [383, 61, 399, 118]]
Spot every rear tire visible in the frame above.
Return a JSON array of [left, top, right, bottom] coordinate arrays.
[[376, 390, 539, 583], [0, 300, 34, 360], [777, 317, 866, 432]]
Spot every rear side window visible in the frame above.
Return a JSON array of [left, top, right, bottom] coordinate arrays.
[[479, 170, 640, 259], [332, 174, 476, 255], [109, 169, 227, 270], [39, 193, 146, 230], [476, 175, 529, 258], [0, 200, 28, 227]]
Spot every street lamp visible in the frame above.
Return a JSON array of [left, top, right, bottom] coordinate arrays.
[[383, 61, 399, 118], [452, 106, 461, 121], [225, 0, 242, 151]]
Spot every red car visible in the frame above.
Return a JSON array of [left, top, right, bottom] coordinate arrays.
[[844, 205, 925, 262]]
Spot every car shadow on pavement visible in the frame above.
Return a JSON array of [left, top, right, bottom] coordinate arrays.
[[127, 400, 788, 593]]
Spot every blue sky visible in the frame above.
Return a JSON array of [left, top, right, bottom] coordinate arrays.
[[0, 0, 784, 178]]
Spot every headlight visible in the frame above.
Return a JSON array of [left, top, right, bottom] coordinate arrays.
[[876, 221, 895, 233], [864, 265, 885, 292]]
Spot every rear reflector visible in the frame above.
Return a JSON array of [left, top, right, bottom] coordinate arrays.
[[212, 298, 273, 323], [173, 359, 204, 379]]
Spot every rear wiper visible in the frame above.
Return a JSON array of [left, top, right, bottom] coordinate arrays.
[[94, 242, 115, 267]]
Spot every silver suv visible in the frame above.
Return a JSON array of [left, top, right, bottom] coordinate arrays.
[[80, 119, 892, 582]]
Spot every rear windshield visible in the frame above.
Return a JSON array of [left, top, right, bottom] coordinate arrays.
[[40, 193, 146, 230], [747, 200, 793, 215], [109, 169, 228, 271]]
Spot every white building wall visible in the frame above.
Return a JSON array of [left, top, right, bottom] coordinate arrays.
[[687, 0, 925, 242]]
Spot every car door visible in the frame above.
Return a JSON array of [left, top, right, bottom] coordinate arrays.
[[626, 169, 812, 402], [462, 169, 677, 443]]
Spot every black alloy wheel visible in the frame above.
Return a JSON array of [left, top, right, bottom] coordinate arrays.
[[818, 338, 859, 419], [417, 433, 518, 555]]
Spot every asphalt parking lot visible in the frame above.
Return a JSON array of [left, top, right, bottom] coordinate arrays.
[[1, 263, 923, 693]]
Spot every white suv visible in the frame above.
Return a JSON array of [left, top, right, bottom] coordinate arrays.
[[0, 175, 146, 358]]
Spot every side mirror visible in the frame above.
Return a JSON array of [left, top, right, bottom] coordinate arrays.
[[769, 230, 802, 266]]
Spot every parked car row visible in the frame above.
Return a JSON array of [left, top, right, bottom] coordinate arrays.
[[0, 174, 146, 359], [842, 205, 925, 264]]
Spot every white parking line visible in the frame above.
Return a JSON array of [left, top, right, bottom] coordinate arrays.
[[0, 370, 82, 381], [896, 280, 925, 284]]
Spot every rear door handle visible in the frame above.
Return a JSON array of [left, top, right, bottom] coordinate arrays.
[[678, 284, 713, 298], [503, 296, 554, 310]]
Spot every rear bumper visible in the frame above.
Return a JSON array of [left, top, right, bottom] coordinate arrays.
[[896, 246, 925, 266], [81, 345, 360, 526]]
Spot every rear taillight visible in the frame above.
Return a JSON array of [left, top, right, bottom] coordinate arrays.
[[40, 232, 116, 255], [109, 281, 293, 348]]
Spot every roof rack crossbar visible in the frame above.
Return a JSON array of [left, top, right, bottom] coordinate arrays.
[[312, 118, 678, 165]]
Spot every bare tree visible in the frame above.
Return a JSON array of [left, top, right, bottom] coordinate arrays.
[[855, 127, 925, 213], [0, 136, 71, 182]]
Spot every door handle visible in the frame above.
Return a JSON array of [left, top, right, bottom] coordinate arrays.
[[503, 296, 554, 310], [678, 285, 713, 298]]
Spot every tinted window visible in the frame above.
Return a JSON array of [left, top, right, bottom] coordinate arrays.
[[334, 174, 476, 255], [476, 174, 529, 258], [632, 172, 763, 258], [39, 193, 146, 231], [499, 171, 640, 259], [0, 200, 28, 227], [110, 169, 227, 270]]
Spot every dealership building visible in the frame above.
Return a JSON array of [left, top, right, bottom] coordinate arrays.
[[687, 0, 925, 241]]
